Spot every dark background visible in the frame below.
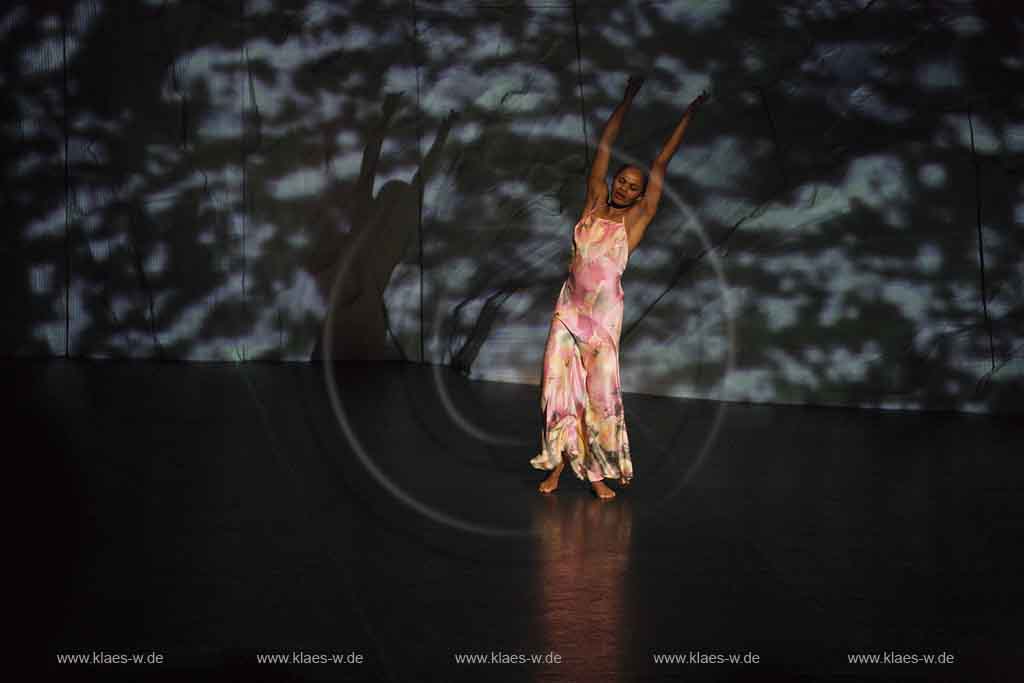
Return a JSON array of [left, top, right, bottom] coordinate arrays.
[[4, 0, 1022, 412]]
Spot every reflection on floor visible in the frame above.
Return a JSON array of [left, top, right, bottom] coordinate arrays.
[[23, 360, 1022, 681]]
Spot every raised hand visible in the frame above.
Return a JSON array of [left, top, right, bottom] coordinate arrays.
[[687, 90, 709, 113], [624, 75, 645, 100]]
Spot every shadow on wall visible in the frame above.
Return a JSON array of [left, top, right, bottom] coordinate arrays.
[[3, 0, 1022, 412], [308, 93, 457, 361]]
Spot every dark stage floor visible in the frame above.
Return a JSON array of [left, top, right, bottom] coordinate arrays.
[[24, 360, 1023, 681]]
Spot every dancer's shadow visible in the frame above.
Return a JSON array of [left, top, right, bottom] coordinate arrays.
[[310, 95, 458, 360]]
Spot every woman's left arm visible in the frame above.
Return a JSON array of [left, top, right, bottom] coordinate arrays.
[[636, 91, 708, 227]]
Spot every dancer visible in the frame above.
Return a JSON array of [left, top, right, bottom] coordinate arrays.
[[531, 76, 707, 499]]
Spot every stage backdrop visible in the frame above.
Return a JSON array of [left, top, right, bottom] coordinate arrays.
[[4, 0, 1022, 413]]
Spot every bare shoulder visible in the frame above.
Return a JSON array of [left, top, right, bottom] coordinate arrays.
[[625, 203, 653, 230], [624, 205, 654, 251], [586, 177, 607, 208], [578, 192, 602, 223]]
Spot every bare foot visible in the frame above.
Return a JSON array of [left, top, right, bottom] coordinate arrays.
[[538, 462, 564, 494], [591, 480, 616, 500]]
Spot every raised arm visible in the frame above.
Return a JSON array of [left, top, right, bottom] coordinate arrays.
[[585, 76, 644, 210], [413, 109, 459, 188], [353, 93, 402, 225], [639, 90, 707, 220]]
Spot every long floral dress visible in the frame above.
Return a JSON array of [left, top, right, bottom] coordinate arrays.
[[530, 208, 634, 484]]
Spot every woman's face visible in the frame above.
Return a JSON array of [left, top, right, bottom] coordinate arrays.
[[611, 168, 645, 207]]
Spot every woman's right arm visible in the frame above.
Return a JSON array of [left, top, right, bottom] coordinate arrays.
[[585, 76, 644, 210]]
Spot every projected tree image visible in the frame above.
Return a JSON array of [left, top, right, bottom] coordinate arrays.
[[4, 0, 1021, 413]]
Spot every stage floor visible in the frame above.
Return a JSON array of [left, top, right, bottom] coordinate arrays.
[[24, 359, 1023, 681]]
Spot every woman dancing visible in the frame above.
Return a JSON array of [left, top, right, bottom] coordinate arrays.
[[531, 76, 707, 499]]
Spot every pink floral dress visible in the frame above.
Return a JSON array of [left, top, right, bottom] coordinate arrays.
[[531, 208, 634, 484]]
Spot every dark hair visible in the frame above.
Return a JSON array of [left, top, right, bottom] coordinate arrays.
[[612, 164, 649, 195]]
